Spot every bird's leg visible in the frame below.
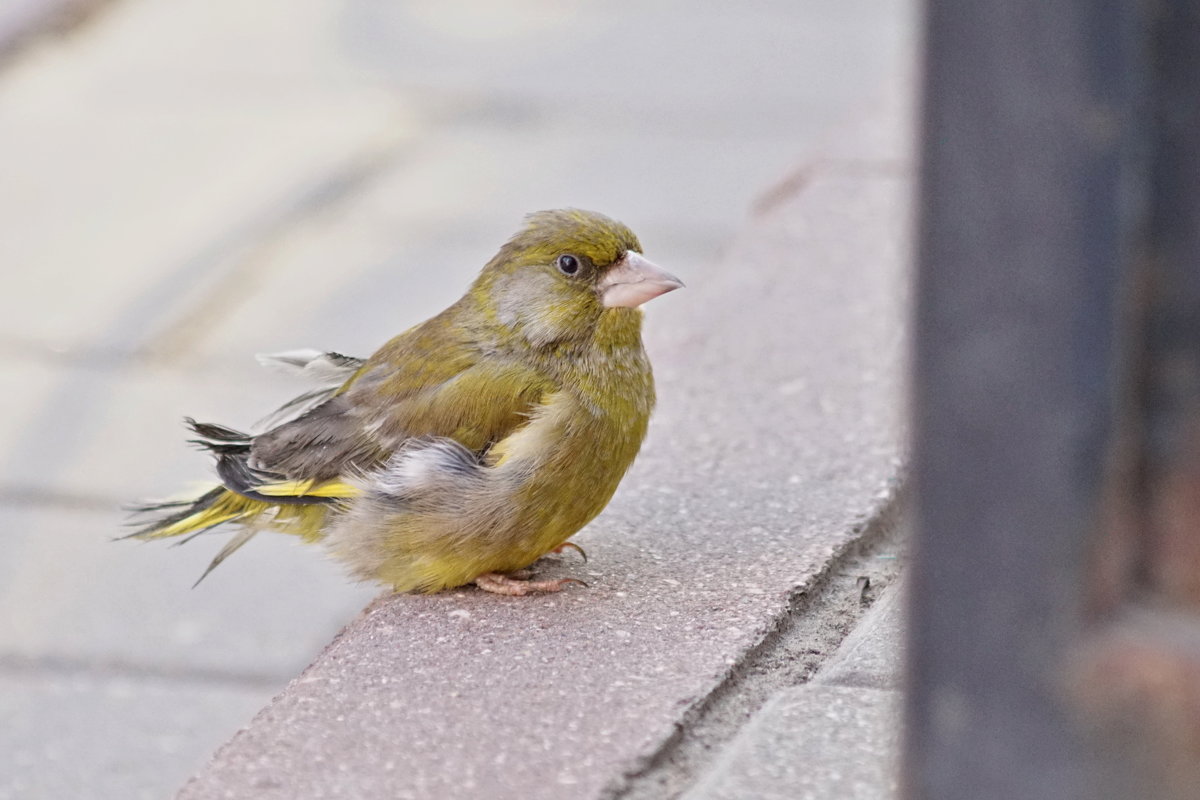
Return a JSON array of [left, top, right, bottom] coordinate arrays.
[[548, 541, 588, 562], [474, 572, 587, 596]]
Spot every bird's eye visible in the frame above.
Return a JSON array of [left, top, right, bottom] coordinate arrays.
[[557, 254, 580, 276]]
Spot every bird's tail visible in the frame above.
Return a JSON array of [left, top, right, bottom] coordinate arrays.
[[122, 485, 278, 586], [123, 417, 340, 584], [124, 486, 268, 542], [125, 347, 369, 585]]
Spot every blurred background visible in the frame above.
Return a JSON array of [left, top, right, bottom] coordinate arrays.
[[0, 0, 914, 797]]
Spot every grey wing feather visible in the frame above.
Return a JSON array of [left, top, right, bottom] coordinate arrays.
[[256, 349, 365, 381], [254, 349, 365, 431], [250, 394, 375, 481]]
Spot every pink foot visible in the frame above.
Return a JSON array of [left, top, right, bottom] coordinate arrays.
[[474, 572, 587, 596]]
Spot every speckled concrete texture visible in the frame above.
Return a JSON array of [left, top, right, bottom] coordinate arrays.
[[177, 166, 911, 799]]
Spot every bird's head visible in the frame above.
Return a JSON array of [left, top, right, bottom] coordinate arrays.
[[470, 209, 683, 348]]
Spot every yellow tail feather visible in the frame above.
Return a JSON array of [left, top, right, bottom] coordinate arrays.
[[128, 484, 336, 586], [131, 488, 333, 543]]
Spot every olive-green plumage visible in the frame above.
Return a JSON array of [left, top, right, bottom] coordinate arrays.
[[129, 209, 682, 593]]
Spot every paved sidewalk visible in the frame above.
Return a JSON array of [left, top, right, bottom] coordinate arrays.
[[0, 1, 915, 798]]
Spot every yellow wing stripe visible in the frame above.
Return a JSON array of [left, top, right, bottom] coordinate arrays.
[[253, 479, 362, 499]]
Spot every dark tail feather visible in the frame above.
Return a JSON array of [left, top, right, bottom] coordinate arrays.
[[185, 417, 253, 455], [184, 418, 329, 506]]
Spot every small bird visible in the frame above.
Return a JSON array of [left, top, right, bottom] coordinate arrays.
[[127, 209, 683, 595]]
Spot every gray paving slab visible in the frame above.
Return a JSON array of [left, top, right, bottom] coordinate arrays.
[[682, 685, 900, 800], [0, 0, 406, 356], [812, 88, 915, 168], [177, 167, 910, 799], [816, 581, 906, 691], [343, 0, 912, 141], [0, 505, 377, 679], [0, 670, 269, 800]]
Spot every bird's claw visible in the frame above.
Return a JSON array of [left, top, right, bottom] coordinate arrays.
[[549, 541, 588, 562]]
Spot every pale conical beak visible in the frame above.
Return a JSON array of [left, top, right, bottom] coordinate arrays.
[[599, 252, 685, 308]]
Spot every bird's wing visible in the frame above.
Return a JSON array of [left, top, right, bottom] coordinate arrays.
[[246, 318, 556, 488]]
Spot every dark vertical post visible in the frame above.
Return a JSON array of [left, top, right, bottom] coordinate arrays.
[[909, 0, 1200, 796], [905, 1, 1139, 798], [1068, 5, 1200, 799], [1140, 2, 1200, 611]]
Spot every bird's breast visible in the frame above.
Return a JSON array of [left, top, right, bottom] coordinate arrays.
[[502, 348, 653, 550]]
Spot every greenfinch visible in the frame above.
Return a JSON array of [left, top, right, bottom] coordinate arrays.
[[128, 209, 683, 595]]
